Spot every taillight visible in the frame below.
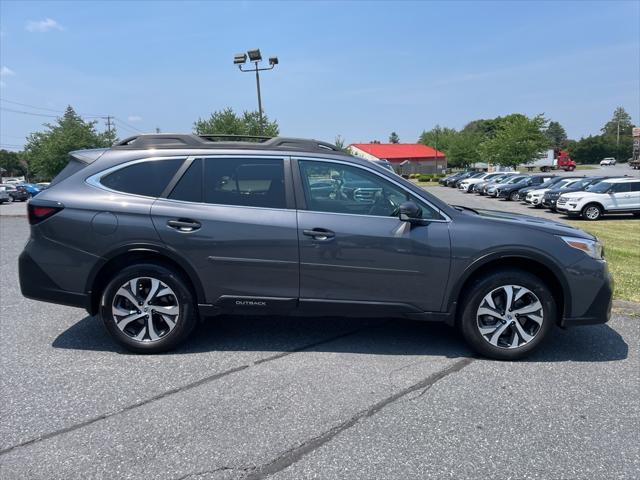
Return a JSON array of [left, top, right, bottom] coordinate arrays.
[[28, 204, 63, 225]]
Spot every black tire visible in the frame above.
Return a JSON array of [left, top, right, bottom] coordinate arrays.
[[581, 203, 603, 221], [459, 269, 556, 360], [509, 191, 519, 201], [100, 263, 198, 353]]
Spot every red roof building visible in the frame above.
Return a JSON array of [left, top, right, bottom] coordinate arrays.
[[348, 143, 446, 174]]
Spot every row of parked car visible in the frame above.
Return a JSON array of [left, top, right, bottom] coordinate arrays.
[[0, 182, 49, 204], [439, 170, 640, 221]]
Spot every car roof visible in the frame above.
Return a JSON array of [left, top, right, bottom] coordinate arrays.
[[601, 177, 639, 183]]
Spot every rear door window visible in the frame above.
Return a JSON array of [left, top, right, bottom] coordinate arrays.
[[203, 157, 286, 209], [100, 158, 184, 197], [169, 159, 203, 203]]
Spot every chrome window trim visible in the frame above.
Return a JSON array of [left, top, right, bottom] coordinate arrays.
[[154, 196, 295, 214], [294, 156, 451, 223], [85, 155, 189, 199]]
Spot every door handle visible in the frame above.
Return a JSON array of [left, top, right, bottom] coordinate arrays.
[[303, 228, 335, 241], [167, 219, 201, 232]]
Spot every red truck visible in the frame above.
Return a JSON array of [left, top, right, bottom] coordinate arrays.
[[525, 149, 576, 172]]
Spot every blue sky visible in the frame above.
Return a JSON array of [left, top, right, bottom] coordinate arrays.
[[1, 0, 638, 150]]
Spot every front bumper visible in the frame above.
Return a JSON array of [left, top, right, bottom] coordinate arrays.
[[556, 200, 582, 214], [560, 258, 613, 327]]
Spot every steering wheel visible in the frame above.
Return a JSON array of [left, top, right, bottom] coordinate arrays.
[[367, 191, 400, 216]]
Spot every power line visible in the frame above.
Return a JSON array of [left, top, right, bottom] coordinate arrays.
[[1, 98, 109, 118], [115, 117, 145, 134], [0, 98, 66, 114], [0, 107, 59, 118], [113, 118, 144, 135]]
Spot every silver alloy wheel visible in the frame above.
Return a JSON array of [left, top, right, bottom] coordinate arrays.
[[476, 285, 544, 349], [111, 277, 180, 342], [584, 206, 600, 220]]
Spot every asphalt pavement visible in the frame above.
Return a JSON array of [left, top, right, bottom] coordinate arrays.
[[1, 176, 639, 479]]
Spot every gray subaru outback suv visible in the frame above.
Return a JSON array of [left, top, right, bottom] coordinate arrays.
[[19, 134, 613, 359]]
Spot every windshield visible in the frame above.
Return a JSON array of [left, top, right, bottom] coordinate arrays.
[[553, 179, 574, 189], [564, 179, 591, 189], [586, 181, 612, 193], [505, 175, 528, 184], [537, 179, 558, 188]]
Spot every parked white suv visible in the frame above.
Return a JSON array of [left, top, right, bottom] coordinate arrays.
[[556, 178, 640, 220], [600, 158, 616, 166], [458, 172, 506, 192], [525, 178, 581, 207]]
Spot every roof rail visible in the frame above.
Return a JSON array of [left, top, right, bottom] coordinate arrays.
[[113, 134, 343, 153]]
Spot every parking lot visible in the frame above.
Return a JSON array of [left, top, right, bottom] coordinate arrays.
[[1, 169, 639, 479]]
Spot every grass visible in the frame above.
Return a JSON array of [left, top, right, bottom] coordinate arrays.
[[409, 179, 440, 187], [567, 219, 640, 302], [575, 164, 598, 170]]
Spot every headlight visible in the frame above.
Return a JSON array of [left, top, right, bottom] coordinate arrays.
[[560, 236, 604, 259], [564, 196, 582, 202]]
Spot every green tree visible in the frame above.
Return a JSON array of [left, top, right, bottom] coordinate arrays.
[[24, 106, 113, 180], [461, 118, 501, 138], [602, 106, 634, 137], [446, 132, 481, 168], [0, 149, 27, 177], [418, 125, 457, 151], [479, 114, 549, 168], [569, 135, 612, 164], [569, 134, 633, 164], [334, 135, 350, 153], [193, 107, 279, 137], [388, 132, 400, 144], [544, 121, 568, 149]]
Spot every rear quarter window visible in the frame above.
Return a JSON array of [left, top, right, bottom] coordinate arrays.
[[50, 159, 87, 187], [100, 158, 184, 197]]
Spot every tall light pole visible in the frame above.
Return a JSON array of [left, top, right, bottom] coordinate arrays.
[[234, 49, 278, 133]]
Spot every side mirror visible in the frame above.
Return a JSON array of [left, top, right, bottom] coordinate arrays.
[[399, 201, 424, 223]]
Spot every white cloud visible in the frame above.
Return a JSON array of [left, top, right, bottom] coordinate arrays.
[[26, 18, 64, 33], [0, 66, 15, 77], [127, 115, 142, 122]]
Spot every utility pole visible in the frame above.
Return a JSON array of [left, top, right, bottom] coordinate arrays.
[[105, 116, 114, 135], [617, 119, 620, 148]]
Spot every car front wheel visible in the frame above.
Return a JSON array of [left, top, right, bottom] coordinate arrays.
[[509, 191, 519, 201], [459, 269, 556, 360], [582, 203, 602, 221], [100, 263, 198, 353]]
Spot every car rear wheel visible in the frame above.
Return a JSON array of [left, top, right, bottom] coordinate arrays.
[[459, 269, 555, 360], [582, 203, 602, 221], [100, 263, 198, 353]]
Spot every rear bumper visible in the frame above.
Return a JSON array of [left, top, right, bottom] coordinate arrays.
[[19, 250, 91, 310]]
